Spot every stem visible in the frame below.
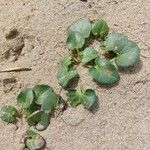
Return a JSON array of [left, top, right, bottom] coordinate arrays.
[[77, 79, 82, 95], [76, 49, 80, 60]]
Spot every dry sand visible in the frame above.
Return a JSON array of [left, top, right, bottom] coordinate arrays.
[[0, 0, 150, 150]]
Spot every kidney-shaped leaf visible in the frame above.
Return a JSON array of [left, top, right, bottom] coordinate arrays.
[[68, 19, 92, 38], [67, 89, 83, 107], [57, 56, 78, 88], [101, 32, 140, 67], [26, 130, 45, 150], [115, 41, 140, 67], [38, 89, 58, 114], [67, 31, 85, 50], [92, 19, 109, 38], [82, 89, 97, 110], [67, 88, 97, 110], [80, 47, 98, 64], [0, 105, 17, 123], [17, 88, 34, 109], [101, 32, 128, 52], [89, 58, 119, 84], [27, 110, 49, 131], [33, 84, 53, 104]]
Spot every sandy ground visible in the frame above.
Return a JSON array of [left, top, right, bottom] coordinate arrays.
[[0, 0, 150, 150]]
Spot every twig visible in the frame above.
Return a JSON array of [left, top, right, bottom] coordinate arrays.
[[0, 67, 32, 73]]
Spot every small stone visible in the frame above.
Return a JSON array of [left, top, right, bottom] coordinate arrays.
[[18, 143, 25, 150], [61, 105, 90, 126]]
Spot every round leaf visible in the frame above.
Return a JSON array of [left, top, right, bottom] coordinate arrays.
[[33, 84, 53, 104], [17, 88, 34, 109], [27, 111, 49, 131], [57, 56, 78, 88], [80, 47, 98, 64], [83, 89, 97, 110], [67, 89, 83, 107], [101, 32, 128, 52], [67, 88, 97, 110], [26, 131, 45, 150], [0, 105, 17, 123], [67, 31, 85, 50], [115, 41, 140, 67], [92, 19, 109, 38], [101, 32, 140, 67], [89, 58, 119, 84], [68, 19, 92, 38], [38, 89, 58, 113]]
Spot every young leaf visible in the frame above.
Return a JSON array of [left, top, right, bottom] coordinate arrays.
[[26, 130, 45, 150], [33, 84, 53, 105], [0, 105, 17, 123], [67, 89, 83, 107], [101, 32, 140, 67], [101, 32, 128, 52], [82, 89, 97, 110], [68, 19, 92, 38], [67, 31, 85, 50], [27, 111, 49, 131], [67, 88, 97, 110], [22, 104, 39, 118], [38, 89, 58, 114], [33, 84, 53, 100], [26, 129, 38, 139], [89, 58, 119, 84], [80, 47, 98, 64], [92, 19, 109, 38], [57, 56, 78, 88], [17, 88, 34, 109], [115, 41, 140, 67]]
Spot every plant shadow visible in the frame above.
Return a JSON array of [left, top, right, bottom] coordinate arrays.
[[90, 96, 100, 114], [93, 78, 120, 90], [119, 59, 143, 75]]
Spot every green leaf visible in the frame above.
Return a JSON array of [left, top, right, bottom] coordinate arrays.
[[67, 89, 83, 107], [101, 33, 127, 52], [67, 88, 97, 110], [92, 19, 109, 38], [26, 130, 45, 150], [38, 89, 58, 114], [26, 129, 38, 139], [89, 58, 119, 84], [17, 88, 34, 109], [101, 33, 140, 67], [115, 41, 140, 67], [67, 31, 85, 50], [68, 19, 92, 38], [80, 47, 98, 64], [0, 105, 17, 123], [57, 56, 78, 88], [82, 89, 97, 110], [22, 104, 39, 118], [33, 84, 53, 105], [33, 84, 53, 100], [27, 111, 49, 131]]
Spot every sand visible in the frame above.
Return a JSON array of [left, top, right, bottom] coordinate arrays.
[[0, 0, 150, 150]]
